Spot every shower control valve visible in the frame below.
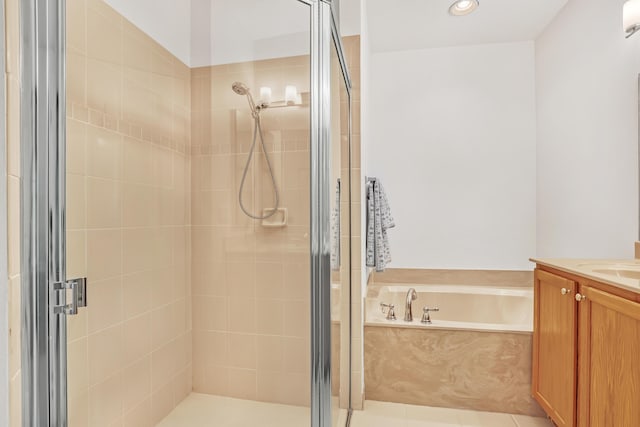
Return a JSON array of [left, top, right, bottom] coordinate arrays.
[[421, 307, 440, 324]]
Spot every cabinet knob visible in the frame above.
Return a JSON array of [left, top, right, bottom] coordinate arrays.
[[575, 293, 586, 302], [561, 288, 571, 295]]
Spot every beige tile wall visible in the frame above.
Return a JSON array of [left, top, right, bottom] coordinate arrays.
[[190, 57, 313, 406], [190, 42, 359, 409], [64, 0, 192, 425], [334, 36, 354, 406], [5, 0, 21, 424], [342, 35, 364, 411]]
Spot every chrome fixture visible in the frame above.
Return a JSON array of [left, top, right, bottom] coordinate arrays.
[[380, 302, 396, 320], [421, 307, 440, 324], [404, 288, 418, 321], [449, 0, 479, 16], [52, 278, 87, 315], [232, 81, 269, 119], [231, 82, 280, 220], [624, 0, 640, 38]]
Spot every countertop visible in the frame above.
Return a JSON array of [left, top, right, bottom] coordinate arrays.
[[530, 258, 640, 294]]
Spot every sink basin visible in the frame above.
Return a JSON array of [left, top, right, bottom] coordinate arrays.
[[591, 268, 640, 280]]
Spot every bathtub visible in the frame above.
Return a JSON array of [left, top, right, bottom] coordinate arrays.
[[365, 284, 533, 333], [364, 282, 543, 416]]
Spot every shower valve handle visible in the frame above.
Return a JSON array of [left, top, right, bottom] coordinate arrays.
[[380, 303, 396, 320], [421, 307, 439, 324]]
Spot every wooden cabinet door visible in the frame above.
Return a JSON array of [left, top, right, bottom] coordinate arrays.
[[533, 269, 578, 427], [578, 286, 640, 427]]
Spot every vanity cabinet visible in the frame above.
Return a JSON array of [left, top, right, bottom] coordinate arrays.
[[577, 285, 640, 427], [533, 268, 640, 427], [533, 269, 578, 427]]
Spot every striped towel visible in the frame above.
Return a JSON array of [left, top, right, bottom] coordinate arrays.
[[366, 179, 394, 272]]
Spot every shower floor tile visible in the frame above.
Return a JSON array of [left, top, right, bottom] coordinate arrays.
[[157, 393, 347, 427], [349, 400, 554, 427], [158, 394, 552, 427]]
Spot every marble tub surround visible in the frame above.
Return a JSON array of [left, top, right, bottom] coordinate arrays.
[[369, 268, 534, 288], [531, 258, 640, 294], [364, 326, 545, 417]]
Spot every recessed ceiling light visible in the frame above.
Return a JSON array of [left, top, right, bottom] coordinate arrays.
[[449, 0, 480, 16]]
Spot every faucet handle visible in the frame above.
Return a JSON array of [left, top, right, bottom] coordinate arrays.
[[421, 307, 439, 324], [380, 303, 396, 321]]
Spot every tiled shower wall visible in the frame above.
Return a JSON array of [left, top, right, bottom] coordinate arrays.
[[342, 35, 364, 411], [190, 57, 313, 406], [63, 0, 192, 425], [5, 1, 362, 422]]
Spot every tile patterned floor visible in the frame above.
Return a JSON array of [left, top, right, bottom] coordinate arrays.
[[157, 393, 553, 427], [350, 400, 554, 427], [157, 393, 347, 426]]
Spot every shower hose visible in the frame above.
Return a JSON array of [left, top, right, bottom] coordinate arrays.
[[238, 115, 280, 219]]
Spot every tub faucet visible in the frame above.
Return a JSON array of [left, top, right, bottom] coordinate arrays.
[[404, 288, 418, 321]]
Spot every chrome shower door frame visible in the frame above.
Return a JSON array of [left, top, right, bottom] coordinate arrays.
[[309, 1, 353, 426], [310, 1, 333, 425], [20, 0, 68, 425]]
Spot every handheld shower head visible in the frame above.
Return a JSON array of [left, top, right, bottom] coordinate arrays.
[[232, 82, 250, 96], [231, 81, 263, 118]]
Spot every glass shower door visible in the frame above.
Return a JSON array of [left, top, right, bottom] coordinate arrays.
[[329, 29, 353, 427], [20, 0, 352, 425]]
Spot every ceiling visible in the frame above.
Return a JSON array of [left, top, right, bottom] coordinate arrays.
[[102, 0, 565, 64], [366, 0, 569, 53], [105, 0, 359, 67]]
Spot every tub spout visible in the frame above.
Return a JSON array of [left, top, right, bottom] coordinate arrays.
[[404, 288, 418, 321]]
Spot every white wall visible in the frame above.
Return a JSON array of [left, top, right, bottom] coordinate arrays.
[[193, 0, 310, 67], [536, 0, 640, 258], [105, 0, 192, 65], [340, 0, 361, 37], [106, 0, 316, 67], [367, 42, 537, 270]]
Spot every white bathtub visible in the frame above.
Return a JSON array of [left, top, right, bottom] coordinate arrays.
[[366, 284, 533, 333]]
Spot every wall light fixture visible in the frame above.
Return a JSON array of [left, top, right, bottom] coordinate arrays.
[[624, 0, 640, 38]]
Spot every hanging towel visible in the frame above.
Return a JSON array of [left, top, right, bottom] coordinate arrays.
[[331, 179, 341, 271], [366, 179, 395, 272]]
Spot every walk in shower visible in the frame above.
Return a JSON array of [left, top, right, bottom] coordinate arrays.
[[18, 0, 353, 425]]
